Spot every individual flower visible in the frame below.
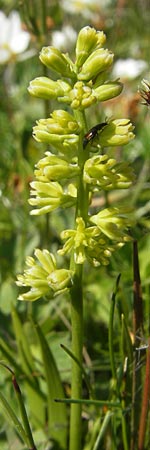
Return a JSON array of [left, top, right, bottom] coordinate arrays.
[[75, 27, 106, 68], [29, 180, 77, 215], [39, 46, 76, 79], [33, 109, 80, 138], [90, 207, 134, 241], [139, 79, 150, 106], [0, 10, 30, 64], [83, 155, 135, 189], [32, 109, 81, 156], [112, 58, 148, 80], [97, 119, 134, 147], [35, 152, 80, 181], [58, 217, 114, 266], [94, 81, 123, 102], [16, 249, 74, 301], [51, 25, 77, 51], [77, 48, 114, 82], [28, 77, 71, 101]]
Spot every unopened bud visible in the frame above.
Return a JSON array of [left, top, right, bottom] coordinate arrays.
[[78, 48, 114, 82], [75, 26, 106, 68], [40, 46, 75, 79], [28, 77, 71, 100], [94, 81, 123, 102]]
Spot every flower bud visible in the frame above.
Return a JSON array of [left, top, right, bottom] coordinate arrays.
[[28, 77, 71, 100], [75, 26, 106, 68], [78, 48, 114, 82], [47, 269, 74, 293], [94, 81, 123, 102], [50, 110, 81, 133], [98, 119, 135, 147], [70, 81, 96, 109], [39, 46, 76, 78]]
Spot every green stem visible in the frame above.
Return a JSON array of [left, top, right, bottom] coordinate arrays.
[[69, 110, 88, 450], [69, 266, 83, 450]]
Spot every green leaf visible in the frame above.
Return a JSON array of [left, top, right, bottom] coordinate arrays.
[[0, 391, 29, 447], [34, 321, 67, 449]]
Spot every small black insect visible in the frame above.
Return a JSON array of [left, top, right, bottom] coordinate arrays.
[[83, 121, 108, 149]]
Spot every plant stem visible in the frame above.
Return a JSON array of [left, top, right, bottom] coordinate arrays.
[[69, 266, 83, 450], [69, 109, 88, 450], [138, 336, 150, 450]]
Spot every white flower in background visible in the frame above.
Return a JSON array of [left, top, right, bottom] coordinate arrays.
[[112, 58, 148, 80], [62, 0, 111, 15], [51, 25, 77, 51], [0, 10, 30, 64]]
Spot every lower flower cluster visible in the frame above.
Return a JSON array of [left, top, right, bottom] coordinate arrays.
[[16, 249, 74, 301]]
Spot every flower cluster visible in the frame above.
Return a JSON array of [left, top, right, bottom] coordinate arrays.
[[32, 109, 81, 157], [28, 27, 123, 110], [16, 249, 74, 301], [17, 26, 135, 301], [83, 154, 134, 189], [58, 217, 115, 267]]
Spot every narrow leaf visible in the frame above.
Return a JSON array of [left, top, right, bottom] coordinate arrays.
[[34, 321, 67, 449]]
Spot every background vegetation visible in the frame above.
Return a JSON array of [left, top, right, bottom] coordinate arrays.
[[0, 1, 150, 449]]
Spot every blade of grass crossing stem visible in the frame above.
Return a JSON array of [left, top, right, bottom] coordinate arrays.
[[60, 343, 94, 398], [0, 390, 31, 448], [93, 410, 112, 450], [33, 321, 67, 450], [120, 317, 130, 450], [121, 314, 133, 365], [108, 274, 121, 394], [0, 362, 37, 449], [12, 375, 37, 449]]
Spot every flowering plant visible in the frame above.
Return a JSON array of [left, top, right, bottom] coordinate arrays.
[[17, 26, 135, 450]]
